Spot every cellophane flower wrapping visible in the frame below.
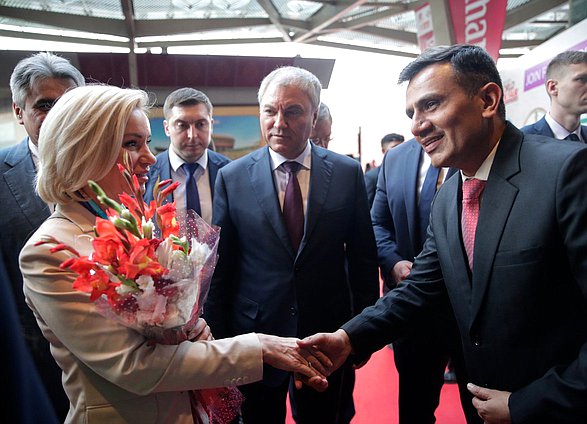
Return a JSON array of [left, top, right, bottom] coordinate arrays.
[[93, 209, 219, 344], [37, 158, 244, 424]]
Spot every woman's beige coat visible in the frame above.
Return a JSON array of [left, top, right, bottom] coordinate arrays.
[[20, 202, 263, 423]]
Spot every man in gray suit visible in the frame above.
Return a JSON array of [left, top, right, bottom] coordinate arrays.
[[302, 44, 587, 424], [521, 50, 587, 142], [0, 51, 85, 420], [144, 87, 230, 225], [205, 66, 379, 423]]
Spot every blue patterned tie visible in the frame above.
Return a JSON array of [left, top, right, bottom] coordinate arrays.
[[418, 164, 440, 245], [282, 161, 304, 251], [182, 162, 201, 216]]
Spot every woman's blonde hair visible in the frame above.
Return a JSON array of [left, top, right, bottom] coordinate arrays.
[[37, 85, 149, 205]]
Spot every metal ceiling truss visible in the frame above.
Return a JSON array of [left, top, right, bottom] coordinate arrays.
[[0, 0, 576, 57]]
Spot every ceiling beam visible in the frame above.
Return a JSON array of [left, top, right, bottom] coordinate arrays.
[[354, 26, 417, 44], [329, 7, 410, 30], [120, 0, 138, 87], [133, 18, 270, 37], [0, 28, 128, 48], [504, 0, 567, 30], [311, 39, 418, 57], [137, 37, 284, 49], [294, 0, 369, 43], [0, 6, 127, 36], [255, 0, 291, 41]]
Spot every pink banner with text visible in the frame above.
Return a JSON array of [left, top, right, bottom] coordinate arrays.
[[415, 3, 436, 52], [448, 0, 507, 61]]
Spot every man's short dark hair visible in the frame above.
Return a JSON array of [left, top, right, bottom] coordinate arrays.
[[381, 133, 404, 147], [546, 50, 587, 80], [163, 87, 212, 120], [398, 44, 505, 119]]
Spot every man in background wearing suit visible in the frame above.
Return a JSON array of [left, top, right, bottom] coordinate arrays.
[[144, 87, 230, 225], [309, 102, 333, 149], [204, 66, 379, 424], [364, 133, 404, 208], [0, 51, 85, 420], [302, 44, 587, 424], [372, 137, 476, 423], [521, 50, 587, 142]]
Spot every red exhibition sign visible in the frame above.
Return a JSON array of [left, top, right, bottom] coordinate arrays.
[[448, 0, 507, 61]]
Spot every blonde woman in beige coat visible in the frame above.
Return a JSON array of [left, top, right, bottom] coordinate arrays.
[[19, 85, 327, 424]]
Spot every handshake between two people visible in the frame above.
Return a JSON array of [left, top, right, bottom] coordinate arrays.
[[259, 329, 355, 392], [191, 318, 354, 392]]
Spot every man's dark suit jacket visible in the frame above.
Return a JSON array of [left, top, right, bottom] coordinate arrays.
[[371, 139, 425, 287], [521, 116, 587, 141], [205, 145, 379, 386], [364, 166, 380, 208], [143, 148, 231, 204], [1, 256, 58, 424], [342, 123, 587, 423], [0, 138, 67, 418]]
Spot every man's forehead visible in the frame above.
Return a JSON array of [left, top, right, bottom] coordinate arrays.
[[27, 77, 75, 100], [262, 83, 310, 103]]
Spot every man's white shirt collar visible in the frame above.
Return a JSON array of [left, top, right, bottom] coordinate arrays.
[[168, 146, 208, 171], [269, 140, 312, 171], [545, 113, 582, 141], [461, 139, 500, 182]]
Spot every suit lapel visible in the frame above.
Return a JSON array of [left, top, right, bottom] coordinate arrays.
[[404, 142, 422, 250], [304, 148, 333, 251], [469, 123, 522, 329], [536, 117, 555, 138], [248, 148, 295, 256], [207, 151, 220, 199], [4, 139, 50, 228]]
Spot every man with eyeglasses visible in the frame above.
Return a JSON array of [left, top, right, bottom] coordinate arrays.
[[310, 102, 333, 148], [0, 51, 85, 421], [144, 87, 231, 225]]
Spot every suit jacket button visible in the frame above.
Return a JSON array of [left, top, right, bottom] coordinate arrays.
[[472, 335, 482, 346], [290, 307, 297, 316]]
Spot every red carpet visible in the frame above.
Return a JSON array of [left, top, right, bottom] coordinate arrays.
[[286, 346, 466, 423]]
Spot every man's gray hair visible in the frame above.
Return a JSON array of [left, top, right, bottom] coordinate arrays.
[[257, 66, 321, 111], [9, 52, 85, 108]]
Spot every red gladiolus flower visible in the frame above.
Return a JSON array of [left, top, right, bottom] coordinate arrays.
[[118, 238, 166, 280], [157, 202, 180, 239]]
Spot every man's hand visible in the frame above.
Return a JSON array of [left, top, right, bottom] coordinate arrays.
[[298, 329, 353, 376], [257, 334, 330, 392], [391, 260, 413, 284], [467, 383, 512, 424]]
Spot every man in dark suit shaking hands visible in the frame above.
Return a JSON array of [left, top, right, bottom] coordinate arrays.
[[301, 44, 587, 424], [144, 87, 230, 224], [521, 50, 587, 142], [204, 66, 379, 423]]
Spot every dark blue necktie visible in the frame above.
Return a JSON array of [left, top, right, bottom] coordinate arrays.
[[565, 133, 580, 142], [282, 161, 304, 251], [418, 164, 440, 245], [182, 162, 201, 217]]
